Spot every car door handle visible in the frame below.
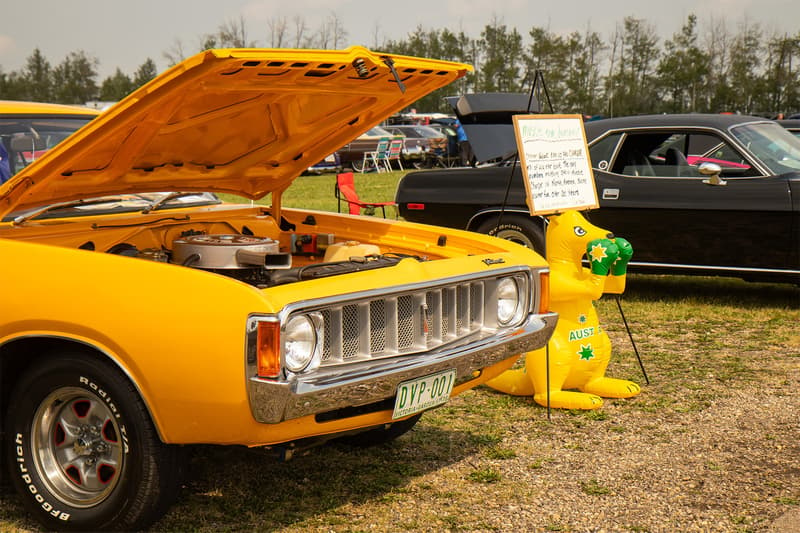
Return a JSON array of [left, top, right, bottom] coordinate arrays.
[[602, 188, 619, 200]]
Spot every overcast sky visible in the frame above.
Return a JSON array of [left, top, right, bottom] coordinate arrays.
[[1, 0, 798, 80]]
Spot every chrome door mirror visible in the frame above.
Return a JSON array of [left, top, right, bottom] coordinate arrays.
[[699, 162, 726, 186]]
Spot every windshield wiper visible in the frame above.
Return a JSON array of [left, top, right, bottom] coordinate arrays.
[[141, 192, 206, 214], [11, 196, 146, 226]]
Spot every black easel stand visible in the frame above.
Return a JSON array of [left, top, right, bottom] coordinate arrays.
[[615, 295, 649, 385]]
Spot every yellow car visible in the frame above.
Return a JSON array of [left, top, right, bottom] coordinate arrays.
[[0, 47, 555, 531]]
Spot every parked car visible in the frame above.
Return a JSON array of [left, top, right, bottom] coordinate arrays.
[[306, 151, 341, 174], [396, 110, 800, 283], [0, 49, 556, 531], [336, 125, 394, 172], [778, 119, 800, 138], [383, 124, 449, 167], [0, 101, 100, 182]]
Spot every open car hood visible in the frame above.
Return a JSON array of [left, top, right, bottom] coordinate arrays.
[[0, 47, 471, 217]]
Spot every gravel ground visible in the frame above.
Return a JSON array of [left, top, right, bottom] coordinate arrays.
[[291, 281, 800, 533], [338, 382, 800, 532], [366, 329, 800, 533]]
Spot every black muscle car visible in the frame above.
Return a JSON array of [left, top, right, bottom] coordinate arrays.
[[396, 112, 800, 283]]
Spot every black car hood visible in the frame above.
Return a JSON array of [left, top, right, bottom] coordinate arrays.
[[446, 93, 539, 163]]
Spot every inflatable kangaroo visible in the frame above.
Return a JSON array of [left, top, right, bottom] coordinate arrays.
[[486, 210, 641, 409]]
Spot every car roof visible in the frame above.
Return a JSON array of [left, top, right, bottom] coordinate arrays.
[[0, 100, 101, 116], [777, 119, 800, 130], [583, 113, 772, 140]]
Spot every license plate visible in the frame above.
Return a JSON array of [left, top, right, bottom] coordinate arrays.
[[392, 369, 456, 419]]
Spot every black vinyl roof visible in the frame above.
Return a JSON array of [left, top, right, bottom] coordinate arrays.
[[583, 113, 773, 140]]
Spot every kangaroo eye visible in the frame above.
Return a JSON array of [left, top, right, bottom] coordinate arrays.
[[574, 226, 587, 236]]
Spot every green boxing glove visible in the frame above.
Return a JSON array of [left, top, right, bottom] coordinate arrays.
[[611, 238, 633, 276], [587, 238, 619, 275]]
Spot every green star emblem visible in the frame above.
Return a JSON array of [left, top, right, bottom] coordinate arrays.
[[578, 314, 587, 324], [578, 344, 595, 361]]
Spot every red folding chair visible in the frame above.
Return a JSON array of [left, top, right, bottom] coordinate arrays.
[[335, 172, 397, 217]]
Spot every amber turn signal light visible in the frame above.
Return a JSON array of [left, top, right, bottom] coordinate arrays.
[[538, 271, 550, 314], [256, 321, 281, 378]]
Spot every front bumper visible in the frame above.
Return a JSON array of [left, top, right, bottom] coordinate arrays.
[[247, 311, 557, 423]]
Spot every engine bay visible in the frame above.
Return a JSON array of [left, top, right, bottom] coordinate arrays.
[[108, 231, 415, 287], [82, 209, 421, 287], [2, 204, 438, 288]]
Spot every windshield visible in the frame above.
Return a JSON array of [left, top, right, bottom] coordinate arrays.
[[729, 122, 800, 174], [5, 191, 220, 224], [399, 126, 445, 138], [0, 115, 95, 182], [364, 126, 392, 138]]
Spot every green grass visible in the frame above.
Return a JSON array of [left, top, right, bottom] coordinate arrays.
[[220, 169, 406, 215]]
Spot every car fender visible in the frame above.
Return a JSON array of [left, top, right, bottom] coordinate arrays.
[[0, 237, 270, 444]]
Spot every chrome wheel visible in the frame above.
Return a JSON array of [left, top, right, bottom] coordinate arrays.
[[31, 386, 124, 508]]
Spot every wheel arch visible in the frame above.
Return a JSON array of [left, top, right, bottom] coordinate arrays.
[[466, 207, 543, 232], [0, 336, 163, 445]]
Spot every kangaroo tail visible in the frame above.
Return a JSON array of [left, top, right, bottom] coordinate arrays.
[[484, 367, 535, 396]]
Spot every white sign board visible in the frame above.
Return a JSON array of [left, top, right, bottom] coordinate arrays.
[[512, 114, 598, 215]]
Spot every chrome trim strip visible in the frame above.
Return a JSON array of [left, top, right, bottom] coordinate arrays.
[[629, 261, 800, 275], [246, 312, 557, 423]]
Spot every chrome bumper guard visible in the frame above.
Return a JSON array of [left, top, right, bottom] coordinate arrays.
[[247, 312, 557, 423]]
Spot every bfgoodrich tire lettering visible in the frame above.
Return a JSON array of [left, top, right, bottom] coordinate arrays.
[[476, 215, 546, 255], [5, 352, 183, 531]]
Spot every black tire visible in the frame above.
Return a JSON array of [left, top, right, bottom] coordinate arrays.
[[475, 215, 546, 255], [351, 158, 373, 173], [5, 352, 184, 531], [336, 414, 422, 447]]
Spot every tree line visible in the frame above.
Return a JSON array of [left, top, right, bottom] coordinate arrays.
[[1, 14, 798, 118]]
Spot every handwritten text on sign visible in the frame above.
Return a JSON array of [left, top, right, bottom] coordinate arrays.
[[513, 115, 598, 215]]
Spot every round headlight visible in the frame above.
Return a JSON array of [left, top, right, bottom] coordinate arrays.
[[284, 315, 318, 373], [497, 277, 522, 326]]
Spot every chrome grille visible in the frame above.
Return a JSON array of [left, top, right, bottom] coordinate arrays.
[[369, 300, 386, 353], [304, 273, 529, 367], [342, 305, 360, 360]]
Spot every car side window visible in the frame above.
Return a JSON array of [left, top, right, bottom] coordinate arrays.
[[588, 133, 622, 171], [608, 130, 759, 178], [609, 132, 669, 177], [686, 133, 759, 177]]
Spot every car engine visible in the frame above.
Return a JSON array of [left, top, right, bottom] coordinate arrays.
[[108, 232, 414, 287]]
